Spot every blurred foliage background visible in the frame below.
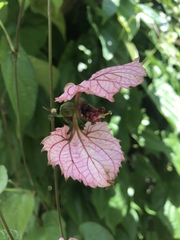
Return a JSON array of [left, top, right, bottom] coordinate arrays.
[[0, 0, 180, 239]]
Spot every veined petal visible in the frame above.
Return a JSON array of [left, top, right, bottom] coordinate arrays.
[[59, 238, 78, 240], [55, 58, 146, 103], [41, 122, 124, 188]]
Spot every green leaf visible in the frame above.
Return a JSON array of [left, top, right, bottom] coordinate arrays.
[[0, 1, 8, 24], [141, 128, 171, 155], [124, 42, 139, 60], [105, 207, 122, 234], [102, 0, 117, 22], [92, 183, 128, 233], [18, 0, 30, 11], [24, 210, 63, 240], [145, 231, 159, 240], [117, 0, 139, 40], [91, 188, 115, 219], [100, 21, 120, 60], [106, 183, 128, 232], [61, 181, 90, 224], [163, 133, 180, 175], [20, 12, 48, 55], [24, 93, 50, 138], [0, 119, 2, 136], [151, 182, 168, 211], [79, 222, 114, 240], [0, 38, 38, 131], [157, 212, 174, 237], [87, 7, 119, 60], [115, 227, 130, 240], [30, 0, 65, 38], [0, 230, 20, 240], [0, 189, 34, 239], [52, 0, 63, 14], [108, 183, 128, 217], [164, 200, 180, 239], [121, 213, 138, 240], [29, 56, 59, 96], [132, 154, 160, 180], [126, 88, 143, 132], [138, 4, 166, 27], [0, 124, 21, 176], [0, 165, 8, 193], [148, 80, 180, 133], [168, 176, 180, 207]]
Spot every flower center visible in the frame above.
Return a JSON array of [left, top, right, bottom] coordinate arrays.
[[52, 93, 112, 129], [79, 101, 112, 123]]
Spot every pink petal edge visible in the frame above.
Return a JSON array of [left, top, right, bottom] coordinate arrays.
[[59, 238, 78, 240], [55, 58, 146, 103], [41, 122, 124, 188]]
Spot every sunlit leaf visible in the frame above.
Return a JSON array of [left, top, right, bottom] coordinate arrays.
[[164, 200, 180, 239], [0, 165, 8, 194], [163, 133, 180, 175], [148, 80, 180, 133]]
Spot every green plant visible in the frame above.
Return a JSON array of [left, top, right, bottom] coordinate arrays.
[[0, 0, 179, 239]]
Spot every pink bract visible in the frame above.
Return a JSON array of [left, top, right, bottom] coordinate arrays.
[[59, 238, 78, 240], [55, 58, 146, 103], [42, 122, 124, 188]]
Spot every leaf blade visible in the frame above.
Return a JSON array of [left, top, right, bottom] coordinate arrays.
[[42, 122, 124, 188], [0, 38, 38, 131], [56, 59, 146, 103]]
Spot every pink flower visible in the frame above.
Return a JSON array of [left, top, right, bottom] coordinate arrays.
[[42, 59, 146, 188], [59, 238, 78, 240], [55, 58, 146, 103]]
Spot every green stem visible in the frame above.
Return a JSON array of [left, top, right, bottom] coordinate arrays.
[[15, 0, 25, 52], [0, 20, 15, 52], [47, 0, 63, 237], [13, 0, 34, 188]]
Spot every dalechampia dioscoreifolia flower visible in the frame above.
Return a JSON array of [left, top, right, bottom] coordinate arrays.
[[41, 58, 146, 188], [59, 238, 78, 240]]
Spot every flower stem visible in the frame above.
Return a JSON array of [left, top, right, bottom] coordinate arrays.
[[47, 0, 63, 237], [75, 92, 82, 107]]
